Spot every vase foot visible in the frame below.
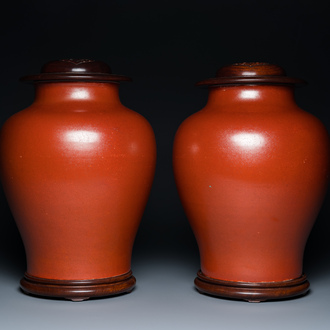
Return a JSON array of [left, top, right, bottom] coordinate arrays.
[[20, 270, 136, 301], [194, 270, 309, 302]]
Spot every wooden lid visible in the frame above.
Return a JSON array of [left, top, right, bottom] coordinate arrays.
[[196, 62, 306, 86], [21, 59, 131, 83]]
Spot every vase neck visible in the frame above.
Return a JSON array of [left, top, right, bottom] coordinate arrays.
[[33, 82, 122, 105], [206, 85, 298, 112]]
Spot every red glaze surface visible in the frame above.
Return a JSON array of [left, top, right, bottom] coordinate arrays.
[[0, 79, 156, 280], [173, 64, 329, 283]]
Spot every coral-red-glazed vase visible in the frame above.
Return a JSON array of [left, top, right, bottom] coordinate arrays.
[[0, 59, 156, 301], [173, 63, 329, 302]]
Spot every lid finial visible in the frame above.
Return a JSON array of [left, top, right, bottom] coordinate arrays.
[[197, 62, 305, 86], [21, 59, 131, 83]]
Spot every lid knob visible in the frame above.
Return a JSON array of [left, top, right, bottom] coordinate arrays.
[[216, 62, 286, 77], [197, 62, 305, 86], [21, 59, 131, 83], [41, 59, 112, 74]]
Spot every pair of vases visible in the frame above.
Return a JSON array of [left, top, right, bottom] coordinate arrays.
[[0, 59, 329, 302]]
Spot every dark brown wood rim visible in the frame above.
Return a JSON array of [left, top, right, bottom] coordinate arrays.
[[196, 76, 306, 87], [20, 74, 132, 83], [194, 270, 310, 302], [20, 270, 136, 301]]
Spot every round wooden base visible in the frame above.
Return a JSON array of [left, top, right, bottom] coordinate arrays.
[[194, 270, 310, 302], [20, 270, 136, 301]]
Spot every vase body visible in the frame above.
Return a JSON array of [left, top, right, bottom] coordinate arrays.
[[173, 63, 329, 301], [0, 60, 156, 300]]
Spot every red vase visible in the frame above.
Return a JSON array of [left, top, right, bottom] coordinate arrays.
[[0, 59, 156, 301], [173, 63, 329, 302]]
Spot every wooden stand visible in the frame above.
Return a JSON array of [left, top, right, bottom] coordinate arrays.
[[194, 270, 310, 302], [20, 271, 136, 301]]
